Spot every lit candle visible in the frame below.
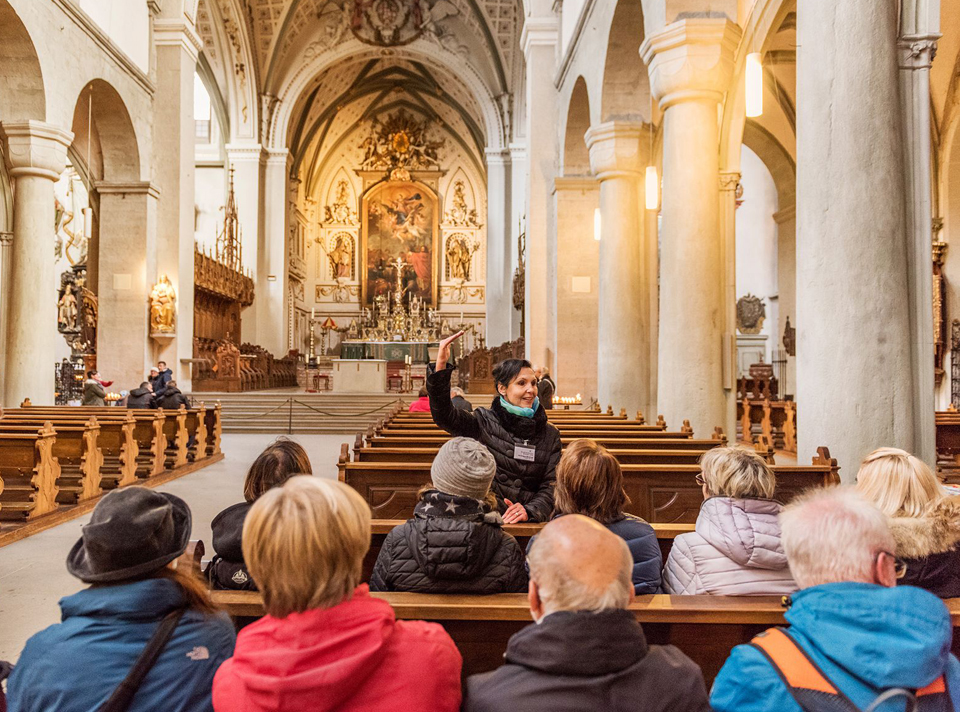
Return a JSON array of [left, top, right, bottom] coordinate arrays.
[[311, 307, 315, 319]]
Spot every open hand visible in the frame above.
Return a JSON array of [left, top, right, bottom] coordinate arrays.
[[503, 499, 529, 524], [436, 330, 465, 370]]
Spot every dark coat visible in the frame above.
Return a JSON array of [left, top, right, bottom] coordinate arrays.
[[537, 377, 555, 410], [527, 513, 662, 594], [369, 491, 528, 594], [451, 395, 474, 413], [208, 502, 257, 591], [464, 608, 711, 712], [126, 387, 155, 409], [427, 365, 560, 522], [81, 379, 106, 407], [157, 387, 190, 412], [888, 495, 960, 598]]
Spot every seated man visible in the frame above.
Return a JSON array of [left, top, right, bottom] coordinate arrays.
[[126, 381, 155, 409], [464, 514, 710, 712], [711, 487, 960, 711], [450, 386, 473, 413]]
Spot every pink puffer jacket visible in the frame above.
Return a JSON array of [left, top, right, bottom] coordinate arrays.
[[661, 497, 798, 596]]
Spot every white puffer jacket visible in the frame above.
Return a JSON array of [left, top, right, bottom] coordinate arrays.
[[661, 497, 797, 596]]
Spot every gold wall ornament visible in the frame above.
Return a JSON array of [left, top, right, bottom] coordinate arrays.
[[359, 109, 445, 179], [445, 233, 479, 281], [323, 180, 359, 226], [736, 294, 766, 335], [444, 180, 481, 228], [150, 274, 177, 335]]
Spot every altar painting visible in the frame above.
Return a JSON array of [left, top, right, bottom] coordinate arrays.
[[361, 181, 439, 307]]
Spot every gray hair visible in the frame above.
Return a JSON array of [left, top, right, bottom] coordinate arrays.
[[527, 531, 633, 616], [450, 387, 465, 398], [780, 486, 894, 589]]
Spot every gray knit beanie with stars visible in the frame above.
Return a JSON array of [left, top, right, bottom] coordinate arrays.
[[431, 437, 496, 500]]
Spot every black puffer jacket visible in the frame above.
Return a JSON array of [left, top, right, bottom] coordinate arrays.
[[157, 387, 190, 411], [427, 365, 560, 522], [126, 387, 154, 409], [369, 490, 528, 594], [207, 502, 257, 590]]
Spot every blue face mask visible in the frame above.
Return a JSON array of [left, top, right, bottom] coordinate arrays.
[[499, 396, 539, 418]]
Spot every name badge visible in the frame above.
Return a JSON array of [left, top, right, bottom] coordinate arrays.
[[514, 444, 536, 462]]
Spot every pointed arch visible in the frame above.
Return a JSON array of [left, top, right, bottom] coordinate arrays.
[[0, 0, 45, 122]]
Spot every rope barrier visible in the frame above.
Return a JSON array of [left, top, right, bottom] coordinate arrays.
[[222, 397, 405, 421]]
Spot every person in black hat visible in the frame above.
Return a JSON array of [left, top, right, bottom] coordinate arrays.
[[6, 487, 236, 712]]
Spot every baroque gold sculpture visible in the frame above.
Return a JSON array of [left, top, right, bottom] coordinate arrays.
[[150, 274, 177, 334]]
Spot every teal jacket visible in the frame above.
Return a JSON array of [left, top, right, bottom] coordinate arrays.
[[710, 582, 960, 711]]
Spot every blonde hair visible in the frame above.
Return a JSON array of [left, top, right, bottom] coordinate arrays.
[[242, 476, 371, 618], [700, 446, 776, 499], [856, 447, 942, 518], [554, 439, 630, 523], [781, 487, 894, 589]]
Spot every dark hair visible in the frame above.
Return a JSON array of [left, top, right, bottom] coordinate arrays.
[[87, 370, 97, 379], [492, 359, 534, 390], [418, 387, 428, 398], [158, 361, 167, 368], [139, 381, 151, 389], [244, 437, 313, 502], [554, 439, 630, 524], [167, 380, 178, 390]]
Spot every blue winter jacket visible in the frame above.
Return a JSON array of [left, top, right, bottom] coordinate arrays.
[[7, 578, 236, 712], [527, 513, 662, 594], [710, 582, 960, 712]]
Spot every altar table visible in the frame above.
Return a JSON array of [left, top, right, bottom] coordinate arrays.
[[331, 359, 388, 392], [340, 341, 437, 363]]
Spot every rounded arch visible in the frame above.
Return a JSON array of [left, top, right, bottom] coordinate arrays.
[[70, 79, 141, 183], [600, 0, 650, 123], [742, 120, 795, 209], [0, 0, 45, 122], [268, 38, 505, 154], [562, 76, 592, 175]]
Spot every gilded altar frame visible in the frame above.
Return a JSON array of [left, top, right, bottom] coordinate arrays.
[[360, 179, 441, 308]]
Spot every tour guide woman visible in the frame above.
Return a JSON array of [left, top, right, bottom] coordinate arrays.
[[427, 331, 560, 523]]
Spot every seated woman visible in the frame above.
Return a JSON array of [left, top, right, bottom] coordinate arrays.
[[213, 477, 463, 712], [547, 439, 662, 594], [7, 487, 235, 712], [427, 331, 560, 523], [208, 438, 312, 590], [661, 446, 796, 596], [408, 386, 431, 412], [857, 447, 960, 597], [370, 437, 528, 593]]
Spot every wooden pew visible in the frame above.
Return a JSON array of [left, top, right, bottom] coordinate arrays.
[[0, 423, 61, 521], [3, 411, 139, 488], [16, 403, 166, 478], [363, 521, 693, 581], [362, 434, 725, 451], [204, 402, 223, 457], [338, 448, 839, 521], [354, 446, 713, 466], [0, 418, 102, 504]]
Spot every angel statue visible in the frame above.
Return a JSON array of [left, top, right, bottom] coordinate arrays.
[[150, 274, 177, 334], [446, 235, 476, 281]]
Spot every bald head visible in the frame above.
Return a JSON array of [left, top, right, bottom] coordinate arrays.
[[527, 514, 633, 618]]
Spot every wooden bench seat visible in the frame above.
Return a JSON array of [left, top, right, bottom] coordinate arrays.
[[339, 448, 839, 521], [0, 424, 60, 521], [354, 446, 715, 466]]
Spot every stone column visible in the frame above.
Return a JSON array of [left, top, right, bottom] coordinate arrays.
[[522, 17, 560, 368], [719, 170, 741, 437], [585, 122, 650, 416], [259, 149, 290, 355], [797, 0, 913, 476], [485, 149, 513, 347], [226, 143, 265, 343], [774, 203, 797, 397], [509, 142, 527, 341], [96, 182, 159, 390], [0, 121, 73, 406], [641, 19, 740, 436], [0, 230, 11, 400], [153, 15, 201, 390], [899, 35, 939, 466]]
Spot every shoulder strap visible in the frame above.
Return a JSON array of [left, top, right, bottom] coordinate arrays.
[[98, 607, 186, 712]]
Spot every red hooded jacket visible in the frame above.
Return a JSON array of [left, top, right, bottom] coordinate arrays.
[[212, 586, 462, 712], [408, 397, 431, 413]]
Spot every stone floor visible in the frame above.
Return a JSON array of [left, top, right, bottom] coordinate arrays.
[[0, 432, 351, 662]]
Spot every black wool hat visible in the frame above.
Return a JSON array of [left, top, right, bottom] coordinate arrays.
[[67, 487, 192, 583]]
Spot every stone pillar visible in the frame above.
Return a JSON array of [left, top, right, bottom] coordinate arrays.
[[509, 142, 527, 341], [718, 171, 741, 438], [585, 122, 650, 416], [899, 35, 939, 466], [0, 121, 73, 406], [0, 230, 11, 400], [259, 149, 290, 355], [522, 17, 559, 368], [641, 19, 740, 436], [774, 203, 797, 397], [226, 143, 265, 343], [96, 182, 159, 390], [153, 15, 201, 390], [485, 149, 513, 347], [797, 0, 913, 477]]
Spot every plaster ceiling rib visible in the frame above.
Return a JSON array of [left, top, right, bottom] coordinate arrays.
[[764, 68, 796, 134], [292, 65, 487, 168], [257, 0, 296, 88], [306, 96, 487, 196], [463, 0, 509, 93]]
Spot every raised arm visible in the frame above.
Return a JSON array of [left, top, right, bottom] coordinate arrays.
[[427, 331, 481, 440]]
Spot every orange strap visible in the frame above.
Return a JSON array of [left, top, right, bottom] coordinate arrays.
[[918, 677, 947, 697], [751, 628, 839, 695]]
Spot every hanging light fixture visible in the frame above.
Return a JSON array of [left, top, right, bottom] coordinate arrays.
[[83, 207, 93, 239], [746, 52, 763, 118], [645, 166, 659, 211], [594, 207, 602, 241]]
